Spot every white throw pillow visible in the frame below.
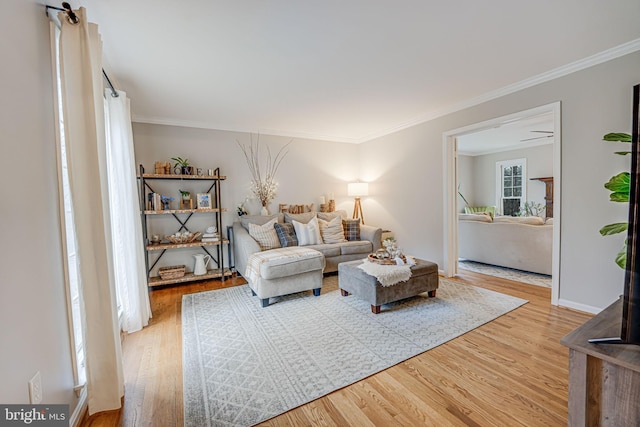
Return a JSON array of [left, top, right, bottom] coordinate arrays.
[[318, 216, 347, 244], [292, 217, 322, 246], [248, 217, 281, 250]]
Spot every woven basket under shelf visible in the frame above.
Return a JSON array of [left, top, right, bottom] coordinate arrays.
[[159, 265, 186, 280]]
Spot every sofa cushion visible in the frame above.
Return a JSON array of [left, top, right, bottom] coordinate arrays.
[[305, 243, 342, 257], [342, 219, 361, 241], [340, 240, 373, 255], [257, 249, 325, 280], [317, 210, 347, 221], [248, 218, 281, 250], [240, 213, 284, 231], [292, 217, 322, 245], [494, 216, 545, 225], [459, 213, 493, 222], [274, 222, 298, 247], [318, 216, 347, 244], [284, 211, 317, 224]]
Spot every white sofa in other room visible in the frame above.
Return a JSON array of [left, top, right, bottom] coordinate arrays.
[[458, 214, 553, 275]]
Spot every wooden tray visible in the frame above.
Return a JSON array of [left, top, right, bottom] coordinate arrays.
[[367, 254, 406, 265]]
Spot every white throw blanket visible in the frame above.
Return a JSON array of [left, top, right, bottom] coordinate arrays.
[[358, 257, 415, 287]]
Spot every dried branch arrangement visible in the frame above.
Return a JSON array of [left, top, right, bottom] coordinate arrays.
[[237, 134, 291, 207]]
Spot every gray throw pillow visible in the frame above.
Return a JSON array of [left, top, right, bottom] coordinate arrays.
[[284, 211, 317, 224], [239, 213, 284, 231]]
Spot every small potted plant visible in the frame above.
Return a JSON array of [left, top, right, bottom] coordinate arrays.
[[179, 189, 192, 209], [172, 157, 193, 175]]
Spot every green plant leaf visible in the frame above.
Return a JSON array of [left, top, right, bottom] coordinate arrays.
[[603, 133, 632, 142], [604, 172, 630, 194], [615, 241, 628, 269], [599, 222, 628, 236], [610, 192, 630, 203], [614, 151, 632, 155], [171, 157, 189, 167]]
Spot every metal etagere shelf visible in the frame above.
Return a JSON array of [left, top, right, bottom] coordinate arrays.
[[138, 165, 232, 287]]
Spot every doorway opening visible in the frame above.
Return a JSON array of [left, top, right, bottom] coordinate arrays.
[[443, 102, 561, 305]]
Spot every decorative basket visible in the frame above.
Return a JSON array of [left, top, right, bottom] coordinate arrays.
[[159, 265, 186, 280], [367, 253, 406, 265], [164, 232, 202, 244]]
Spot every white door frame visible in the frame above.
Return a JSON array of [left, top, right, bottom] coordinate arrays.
[[442, 102, 561, 305]]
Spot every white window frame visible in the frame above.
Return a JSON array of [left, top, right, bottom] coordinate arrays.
[[495, 158, 527, 216]]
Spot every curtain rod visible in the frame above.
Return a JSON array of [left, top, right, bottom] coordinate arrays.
[[46, 3, 119, 98]]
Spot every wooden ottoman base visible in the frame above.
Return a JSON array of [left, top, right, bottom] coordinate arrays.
[[338, 258, 439, 314]]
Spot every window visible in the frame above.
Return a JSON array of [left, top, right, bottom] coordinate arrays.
[[496, 159, 527, 216]]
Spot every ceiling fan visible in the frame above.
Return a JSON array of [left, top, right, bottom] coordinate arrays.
[[520, 130, 554, 142]]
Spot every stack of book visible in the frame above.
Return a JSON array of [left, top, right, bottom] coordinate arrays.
[[147, 192, 163, 210], [201, 232, 219, 243]]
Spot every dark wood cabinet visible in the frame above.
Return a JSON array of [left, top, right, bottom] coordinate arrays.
[[531, 177, 553, 218]]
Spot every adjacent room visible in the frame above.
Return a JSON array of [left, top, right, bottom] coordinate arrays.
[[3, 1, 640, 426]]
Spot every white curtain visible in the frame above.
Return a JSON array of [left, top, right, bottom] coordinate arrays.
[[104, 90, 151, 333], [55, 8, 124, 414]]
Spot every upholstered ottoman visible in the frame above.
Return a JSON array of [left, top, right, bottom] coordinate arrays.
[[245, 247, 325, 307], [338, 258, 439, 313]]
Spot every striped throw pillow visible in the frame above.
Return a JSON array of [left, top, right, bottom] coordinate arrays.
[[318, 216, 346, 243], [292, 217, 322, 246], [248, 217, 281, 250]]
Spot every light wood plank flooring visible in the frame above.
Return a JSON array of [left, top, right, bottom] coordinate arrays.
[[81, 271, 592, 427]]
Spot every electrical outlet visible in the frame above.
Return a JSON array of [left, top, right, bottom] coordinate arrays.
[[28, 371, 42, 404]]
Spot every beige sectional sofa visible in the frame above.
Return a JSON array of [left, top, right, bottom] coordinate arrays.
[[458, 213, 553, 275], [233, 210, 382, 279], [232, 210, 382, 307]]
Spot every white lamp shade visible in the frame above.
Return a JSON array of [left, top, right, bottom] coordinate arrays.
[[348, 182, 369, 197]]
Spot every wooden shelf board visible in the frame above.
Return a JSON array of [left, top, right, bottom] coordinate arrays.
[[144, 208, 227, 215], [140, 174, 226, 180], [146, 239, 229, 251], [148, 268, 233, 287]]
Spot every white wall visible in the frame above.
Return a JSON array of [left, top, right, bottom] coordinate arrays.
[[132, 123, 358, 273], [457, 154, 475, 210], [359, 51, 640, 312], [467, 144, 554, 211], [0, 0, 79, 413]]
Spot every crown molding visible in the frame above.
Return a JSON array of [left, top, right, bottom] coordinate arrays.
[[131, 115, 360, 144]]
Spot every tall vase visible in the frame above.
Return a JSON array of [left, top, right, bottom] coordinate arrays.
[[260, 204, 269, 216]]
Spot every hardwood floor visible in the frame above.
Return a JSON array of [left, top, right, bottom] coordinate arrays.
[[81, 271, 592, 427]]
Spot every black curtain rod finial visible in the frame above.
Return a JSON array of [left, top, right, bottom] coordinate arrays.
[[61, 2, 79, 24]]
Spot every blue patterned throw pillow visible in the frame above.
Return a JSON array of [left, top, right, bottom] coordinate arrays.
[[274, 222, 298, 247]]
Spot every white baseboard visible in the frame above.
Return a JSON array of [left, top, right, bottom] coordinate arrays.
[[557, 298, 601, 315], [70, 388, 87, 427]]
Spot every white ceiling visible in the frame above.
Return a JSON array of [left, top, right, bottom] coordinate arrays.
[[457, 112, 554, 156], [79, 0, 640, 143]]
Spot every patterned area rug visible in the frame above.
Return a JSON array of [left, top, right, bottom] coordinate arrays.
[[458, 259, 552, 288], [182, 277, 527, 427]]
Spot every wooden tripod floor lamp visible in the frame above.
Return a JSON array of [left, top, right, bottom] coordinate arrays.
[[348, 182, 369, 224]]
